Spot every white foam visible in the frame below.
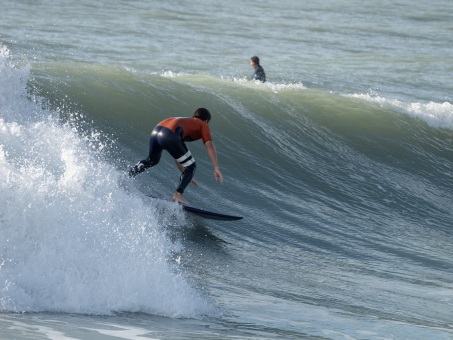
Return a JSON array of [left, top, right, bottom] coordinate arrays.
[[159, 70, 187, 78], [349, 93, 453, 130], [0, 45, 215, 318]]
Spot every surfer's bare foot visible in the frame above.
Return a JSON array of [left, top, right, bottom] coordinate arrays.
[[172, 192, 189, 205]]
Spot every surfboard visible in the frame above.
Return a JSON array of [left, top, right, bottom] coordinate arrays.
[[181, 204, 243, 221], [147, 195, 243, 221]]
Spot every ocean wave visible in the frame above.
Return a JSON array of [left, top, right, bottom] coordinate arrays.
[[349, 93, 453, 130], [0, 45, 217, 318]]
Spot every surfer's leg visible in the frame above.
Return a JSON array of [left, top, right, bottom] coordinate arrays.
[[129, 154, 161, 177], [176, 162, 196, 192], [171, 156, 196, 204], [129, 131, 163, 177], [161, 129, 197, 203]]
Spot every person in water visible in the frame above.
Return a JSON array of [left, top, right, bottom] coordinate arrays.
[[129, 108, 223, 205], [250, 56, 266, 82]]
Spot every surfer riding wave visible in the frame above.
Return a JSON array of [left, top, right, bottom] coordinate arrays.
[[129, 108, 223, 205]]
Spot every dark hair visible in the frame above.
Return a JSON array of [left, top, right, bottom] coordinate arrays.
[[193, 108, 211, 122], [250, 56, 260, 65]]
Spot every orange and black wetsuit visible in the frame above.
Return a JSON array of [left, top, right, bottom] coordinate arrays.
[[129, 117, 212, 194]]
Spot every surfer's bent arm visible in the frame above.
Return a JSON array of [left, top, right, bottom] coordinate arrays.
[[205, 140, 223, 183]]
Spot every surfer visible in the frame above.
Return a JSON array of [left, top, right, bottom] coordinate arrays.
[[129, 108, 223, 205], [250, 56, 266, 82]]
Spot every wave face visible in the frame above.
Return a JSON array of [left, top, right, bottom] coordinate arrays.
[[1, 47, 453, 337]]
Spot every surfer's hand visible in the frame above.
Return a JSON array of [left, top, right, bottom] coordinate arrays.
[[191, 179, 198, 186], [214, 167, 223, 183]]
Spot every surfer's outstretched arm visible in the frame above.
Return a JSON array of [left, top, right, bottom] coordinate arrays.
[[205, 140, 223, 183]]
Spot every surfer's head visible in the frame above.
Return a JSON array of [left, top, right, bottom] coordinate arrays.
[[193, 108, 211, 123], [250, 56, 260, 67]]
